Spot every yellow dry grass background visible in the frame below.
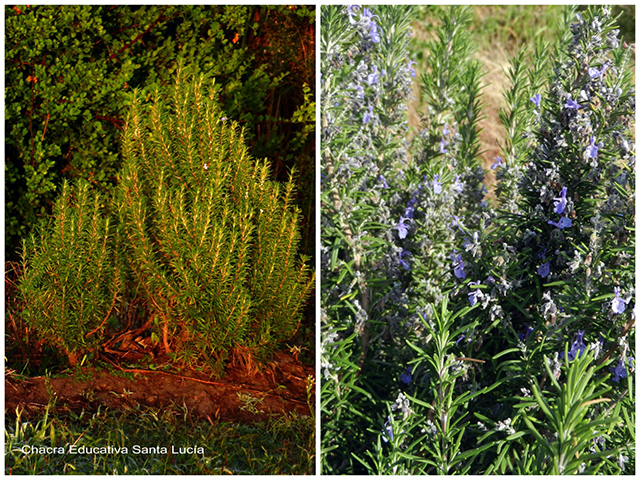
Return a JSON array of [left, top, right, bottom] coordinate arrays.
[[408, 5, 635, 198], [407, 5, 635, 195], [408, 5, 565, 193], [471, 45, 510, 191]]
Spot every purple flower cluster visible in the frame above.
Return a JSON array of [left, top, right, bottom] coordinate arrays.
[[560, 330, 586, 361], [611, 357, 633, 383], [347, 5, 381, 44], [612, 286, 630, 314]]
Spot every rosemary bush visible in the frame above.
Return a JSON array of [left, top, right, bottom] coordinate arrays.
[[321, 5, 635, 474], [320, 4, 417, 471], [18, 180, 123, 366], [5, 5, 315, 262], [118, 69, 314, 370], [15, 69, 314, 373]]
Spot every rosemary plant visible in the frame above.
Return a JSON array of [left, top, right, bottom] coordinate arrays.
[[117, 68, 314, 371], [320, 4, 417, 473], [18, 180, 123, 366], [322, 4, 634, 474], [450, 6, 636, 473]]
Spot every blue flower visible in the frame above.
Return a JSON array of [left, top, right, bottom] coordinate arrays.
[[408, 60, 416, 78], [564, 95, 582, 110], [346, 5, 359, 24], [398, 250, 411, 271], [561, 330, 586, 361], [442, 123, 450, 136], [530, 93, 541, 109], [490, 157, 502, 170], [404, 193, 418, 218], [397, 217, 411, 239], [612, 286, 630, 314], [585, 136, 603, 159], [400, 367, 412, 384], [468, 281, 481, 306], [439, 137, 448, 154], [588, 63, 608, 79], [553, 186, 568, 214], [363, 105, 373, 124], [367, 65, 378, 85], [362, 7, 375, 20], [369, 20, 381, 43], [432, 174, 442, 194], [453, 253, 465, 279], [453, 175, 464, 193], [452, 215, 465, 232], [382, 416, 394, 443], [518, 325, 534, 342], [538, 262, 550, 278], [356, 85, 365, 99], [462, 231, 479, 250], [377, 174, 389, 188], [548, 216, 572, 229], [611, 358, 628, 383], [456, 334, 466, 346]]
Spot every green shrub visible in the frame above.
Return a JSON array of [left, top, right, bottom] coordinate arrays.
[[117, 69, 314, 371], [5, 5, 315, 262], [17, 180, 123, 366]]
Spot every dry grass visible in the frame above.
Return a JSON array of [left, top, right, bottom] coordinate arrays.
[[409, 6, 564, 191], [409, 5, 635, 195]]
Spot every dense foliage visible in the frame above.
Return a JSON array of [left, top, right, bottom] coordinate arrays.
[[18, 180, 123, 366], [321, 5, 635, 474], [16, 72, 314, 372], [118, 71, 314, 370], [5, 4, 315, 261]]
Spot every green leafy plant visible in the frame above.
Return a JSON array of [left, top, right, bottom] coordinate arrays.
[[478, 345, 629, 475], [117, 68, 314, 371], [5, 5, 315, 264], [18, 180, 123, 366], [321, 4, 634, 475], [517, 347, 623, 474]]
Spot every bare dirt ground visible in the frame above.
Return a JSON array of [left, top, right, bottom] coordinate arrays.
[[5, 351, 314, 423]]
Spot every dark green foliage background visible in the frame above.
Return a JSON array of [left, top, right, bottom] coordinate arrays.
[[5, 4, 315, 262]]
